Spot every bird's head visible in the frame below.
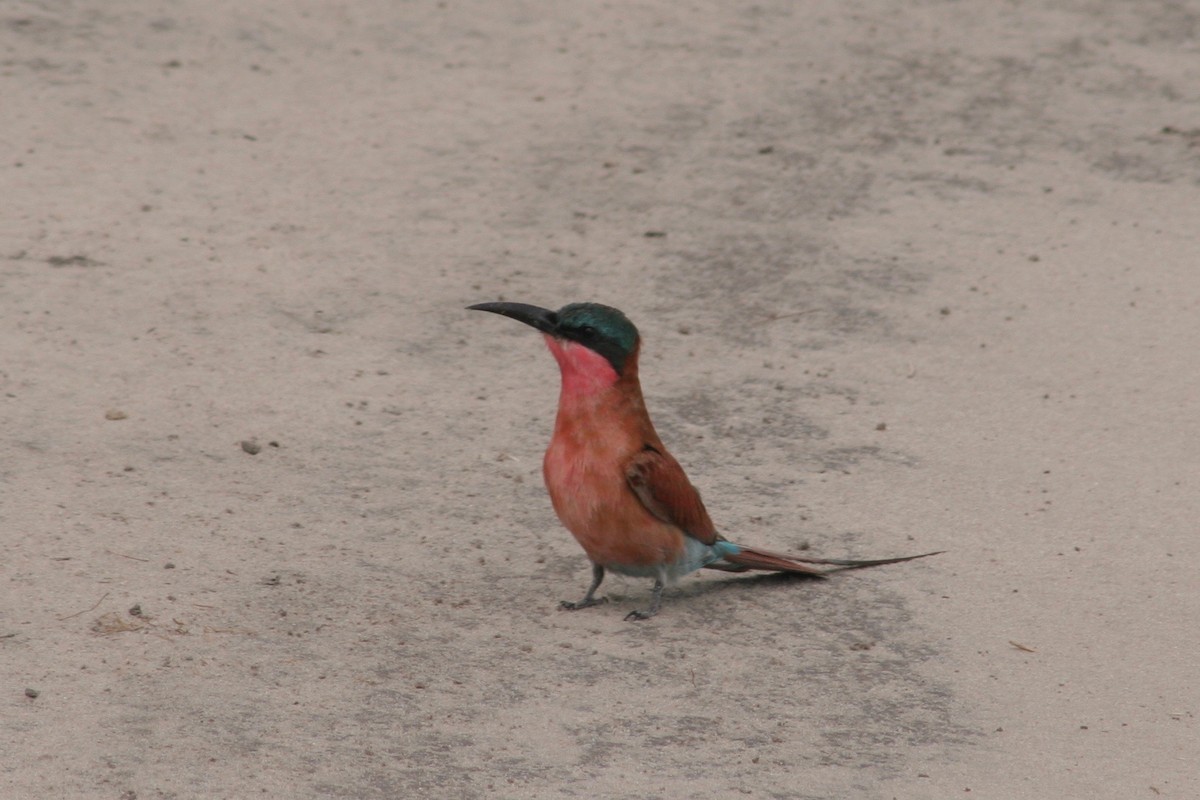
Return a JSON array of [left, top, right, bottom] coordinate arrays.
[[467, 301, 641, 377]]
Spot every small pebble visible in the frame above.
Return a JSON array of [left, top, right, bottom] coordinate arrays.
[[25, 688, 38, 699], [240, 440, 261, 455], [105, 409, 128, 421]]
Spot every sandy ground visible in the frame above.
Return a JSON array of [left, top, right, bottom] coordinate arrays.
[[3, 1, 1198, 797]]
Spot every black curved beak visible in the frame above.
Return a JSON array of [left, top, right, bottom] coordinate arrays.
[[467, 302, 558, 334]]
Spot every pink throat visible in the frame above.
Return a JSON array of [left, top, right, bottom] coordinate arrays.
[[543, 335, 619, 398]]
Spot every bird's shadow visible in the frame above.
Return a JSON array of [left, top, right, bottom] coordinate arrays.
[[664, 569, 826, 604]]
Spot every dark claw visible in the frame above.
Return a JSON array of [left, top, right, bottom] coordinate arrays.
[[624, 576, 665, 621]]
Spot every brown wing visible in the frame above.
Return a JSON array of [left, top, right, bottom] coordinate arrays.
[[624, 446, 718, 545]]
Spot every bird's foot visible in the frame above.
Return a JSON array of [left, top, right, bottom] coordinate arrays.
[[624, 577, 665, 621], [559, 597, 608, 611]]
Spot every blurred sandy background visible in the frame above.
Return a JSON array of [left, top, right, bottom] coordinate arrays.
[[3, 1, 1198, 797]]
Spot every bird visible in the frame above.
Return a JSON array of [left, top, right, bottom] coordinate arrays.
[[467, 300, 941, 620]]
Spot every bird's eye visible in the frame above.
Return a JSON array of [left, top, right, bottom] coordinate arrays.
[[578, 325, 597, 337]]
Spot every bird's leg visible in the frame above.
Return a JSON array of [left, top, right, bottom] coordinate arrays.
[[560, 564, 608, 611], [624, 575, 665, 621]]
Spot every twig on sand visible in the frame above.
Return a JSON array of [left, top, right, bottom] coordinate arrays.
[[758, 309, 820, 324], [57, 591, 110, 621], [106, 549, 151, 562]]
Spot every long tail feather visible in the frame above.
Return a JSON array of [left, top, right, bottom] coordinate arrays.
[[717, 546, 828, 575], [714, 545, 943, 576], [803, 550, 944, 572]]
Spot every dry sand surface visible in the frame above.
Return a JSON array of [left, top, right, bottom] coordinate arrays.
[[3, 1, 1199, 798]]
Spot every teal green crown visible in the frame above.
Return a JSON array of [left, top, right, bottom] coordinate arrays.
[[556, 303, 640, 372]]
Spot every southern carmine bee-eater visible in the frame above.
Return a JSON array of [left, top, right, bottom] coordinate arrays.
[[468, 301, 941, 621]]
